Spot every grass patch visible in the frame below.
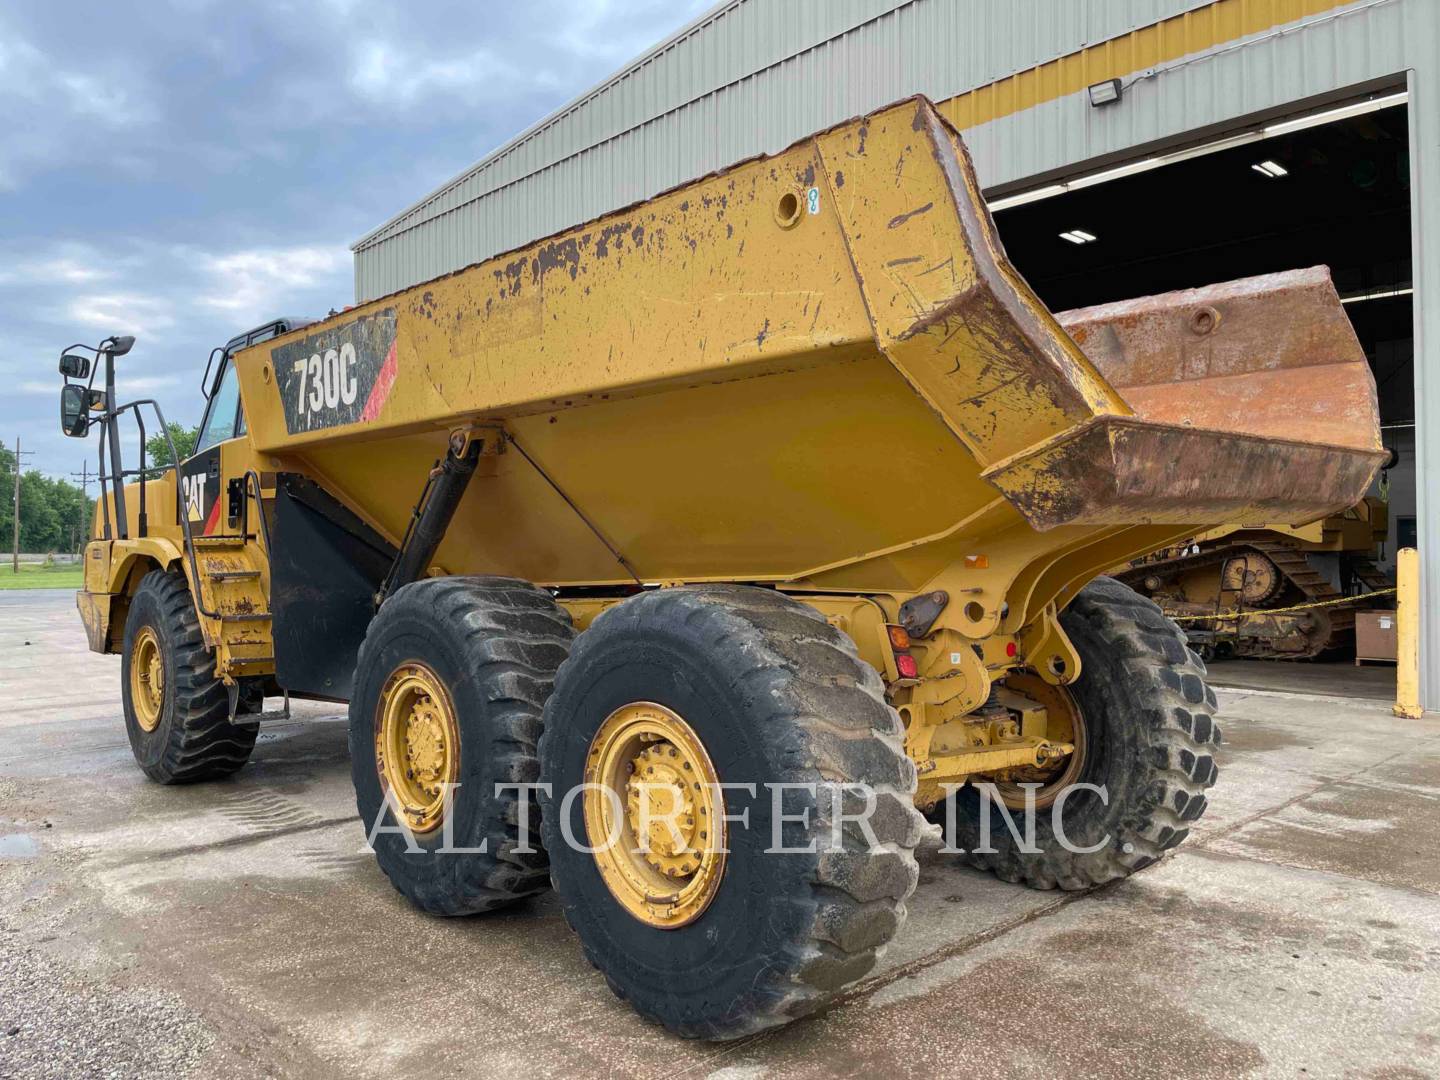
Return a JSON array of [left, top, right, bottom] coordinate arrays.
[[0, 562, 85, 590]]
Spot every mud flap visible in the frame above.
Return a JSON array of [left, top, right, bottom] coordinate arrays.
[[270, 474, 395, 700]]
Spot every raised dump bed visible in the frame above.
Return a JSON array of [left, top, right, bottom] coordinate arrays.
[[66, 95, 1383, 1041]]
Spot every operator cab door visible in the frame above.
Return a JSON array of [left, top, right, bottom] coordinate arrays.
[[180, 356, 243, 537], [180, 319, 299, 537]]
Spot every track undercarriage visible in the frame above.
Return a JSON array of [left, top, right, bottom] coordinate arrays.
[[1117, 534, 1394, 660]]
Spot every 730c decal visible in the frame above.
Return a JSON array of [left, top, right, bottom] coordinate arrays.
[[270, 308, 399, 434]]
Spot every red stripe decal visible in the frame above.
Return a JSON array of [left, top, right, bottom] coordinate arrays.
[[202, 494, 223, 536], [360, 340, 398, 422]]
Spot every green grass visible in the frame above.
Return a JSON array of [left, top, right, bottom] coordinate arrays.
[[0, 562, 85, 590]]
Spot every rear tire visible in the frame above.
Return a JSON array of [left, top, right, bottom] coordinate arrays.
[[946, 577, 1221, 889], [348, 576, 573, 915], [539, 585, 924, 1040], [121, 569, 258, 784]]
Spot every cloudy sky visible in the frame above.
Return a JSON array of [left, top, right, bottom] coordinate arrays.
[[1, 0, 710, 479]]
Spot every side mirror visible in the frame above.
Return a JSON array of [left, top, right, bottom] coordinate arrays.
[[106, 335, 135, 356], [60, 384, 91, 437], [59, 353, 91, 379]]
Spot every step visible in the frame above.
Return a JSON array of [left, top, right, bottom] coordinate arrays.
[[208, 569, 261, 582], [220, 611, 272, 622]]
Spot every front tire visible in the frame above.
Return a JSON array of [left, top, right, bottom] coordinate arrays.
[[121, 569, 258, 784], [348, 576, 573, 915], [947, 577, 1221, 889], [539, 585, 924, 1040]]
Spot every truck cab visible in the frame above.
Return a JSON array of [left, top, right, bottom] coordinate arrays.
[[68, 319, 309, 713]]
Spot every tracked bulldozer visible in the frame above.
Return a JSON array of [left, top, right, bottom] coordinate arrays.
[[55, 97, 1383, 1039], [1113, 496, 1393, 659]]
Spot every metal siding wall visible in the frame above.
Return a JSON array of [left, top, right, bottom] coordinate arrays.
[[961, 0, 1411, 190], [352, 0, 1218, 300]]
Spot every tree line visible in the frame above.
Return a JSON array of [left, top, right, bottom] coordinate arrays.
[[0, 444, 94, 554], [0, 423, 198, 554]]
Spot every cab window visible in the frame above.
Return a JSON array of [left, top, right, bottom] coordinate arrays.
[[196, 357, 243, 452]]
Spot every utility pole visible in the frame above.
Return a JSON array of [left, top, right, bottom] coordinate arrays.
[[11, 437, 35, 573], [70, 460, 91, 558], [10, 438, 16, 573]]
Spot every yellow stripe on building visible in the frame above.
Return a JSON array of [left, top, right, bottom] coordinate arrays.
[[940, 0, 1357, 130]]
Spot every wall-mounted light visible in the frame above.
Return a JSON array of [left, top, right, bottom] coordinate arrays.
[[1088, 78, 1123, 107], [1059, 229, 1097, 245], [1251, 160, 1289, 178]]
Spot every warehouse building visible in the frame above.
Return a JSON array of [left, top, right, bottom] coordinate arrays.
[[352, 0, 1436, 704]]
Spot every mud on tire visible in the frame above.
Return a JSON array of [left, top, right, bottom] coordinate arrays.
[[121, 568, 258, 784], [538, 584, 925, 1040], [947, 576, 1221, 889], [349, 576, 573, 916]]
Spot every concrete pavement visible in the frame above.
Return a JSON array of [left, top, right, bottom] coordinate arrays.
[[1, 589, 1437, 1078]]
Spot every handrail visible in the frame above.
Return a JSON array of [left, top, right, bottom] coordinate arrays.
[[99, 398, 221, 621], [242, 469, 273, 556]]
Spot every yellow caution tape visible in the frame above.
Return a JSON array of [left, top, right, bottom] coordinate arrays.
[[1169, 587, 1396, 623]]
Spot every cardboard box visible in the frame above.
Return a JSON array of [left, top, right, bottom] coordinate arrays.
[[1355, 610, 1397, 663]]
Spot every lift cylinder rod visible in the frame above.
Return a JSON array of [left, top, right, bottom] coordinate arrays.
[[382, 437, 483, 600]]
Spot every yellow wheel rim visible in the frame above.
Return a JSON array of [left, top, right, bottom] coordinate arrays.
[[375, 662, 459, 835], [130, 626, 166, 733], [584, 702, 726, 929]]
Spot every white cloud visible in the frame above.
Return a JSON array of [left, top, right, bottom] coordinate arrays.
[[12, 375, 179, 398], [118, 374, 182, 393], [0, 243, 116, 287], [33, 257, 110, 284], [196, 245, 350, 319], [0, 25, 155, 187], [66, 292, 176, 337], [347, 40, 559, 107]]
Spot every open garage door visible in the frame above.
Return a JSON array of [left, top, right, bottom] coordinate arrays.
[[992, 90, 1412, 700]]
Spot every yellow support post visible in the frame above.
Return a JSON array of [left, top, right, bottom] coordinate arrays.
[[1394, 546, 1423, 719]]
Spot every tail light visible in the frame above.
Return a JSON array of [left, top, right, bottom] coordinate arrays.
[[884, 624, 920, 681]]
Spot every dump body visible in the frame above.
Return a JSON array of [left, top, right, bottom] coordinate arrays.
[[228, 96, 1381, 640]]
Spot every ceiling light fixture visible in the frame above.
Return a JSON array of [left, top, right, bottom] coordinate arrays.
[[1251, 160, 1289, 178], [989, 89, 1406, 213], [1340, 286, 1414, 304], [1059, 229, 1097, 245]]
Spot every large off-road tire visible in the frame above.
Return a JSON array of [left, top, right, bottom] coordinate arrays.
[[948, 576, 1221, 889], [538, 585, 924, 1040], [349, 576, 573, 916], [121, 569, 258, 784]]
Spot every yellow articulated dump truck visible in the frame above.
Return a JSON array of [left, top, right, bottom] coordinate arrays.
[[57, 97, 1382, 1039]]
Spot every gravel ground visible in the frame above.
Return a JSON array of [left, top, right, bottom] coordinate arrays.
[[0, 941, 214, 1079]]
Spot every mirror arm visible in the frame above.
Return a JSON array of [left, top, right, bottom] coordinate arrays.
[[102, 348, 128, 538]]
